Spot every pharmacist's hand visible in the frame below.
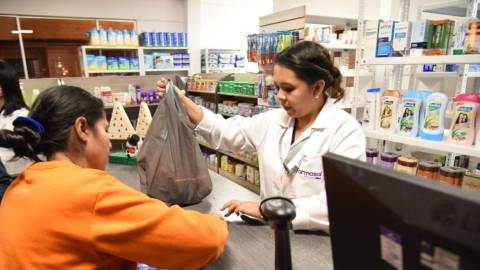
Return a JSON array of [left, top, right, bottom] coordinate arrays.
[[156, 77, 182, 98], [209, 213, 227, 226], [221, 200, 261, 218]]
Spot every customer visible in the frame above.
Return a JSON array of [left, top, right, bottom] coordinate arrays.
[[157, 41, 366, 232], [0, 86, 228, 269], [0, 159, 13, 205], [0, 59, 32, 175]]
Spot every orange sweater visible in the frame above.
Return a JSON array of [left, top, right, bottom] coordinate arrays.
[[0, 161, 228, 270]]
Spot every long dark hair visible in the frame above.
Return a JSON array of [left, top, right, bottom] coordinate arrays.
[[0, 86, 104, 161], [274, 41, 344, 102], [0, 59, 29, 115]]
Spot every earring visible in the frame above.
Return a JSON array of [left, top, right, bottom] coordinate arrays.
[[315, 95, 320, 99]]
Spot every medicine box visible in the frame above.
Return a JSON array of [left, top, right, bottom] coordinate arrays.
[[95, 56, 107, 70], [410, 20, 431, 57], [464, 20, 480, 54], [392, 21, 412, 57], [364, 20, 383, 59], [376, 21, 398, 57], [426, 20, 455, 56]]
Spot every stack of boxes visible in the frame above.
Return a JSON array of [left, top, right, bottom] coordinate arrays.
[[201, 53, 245, 70]]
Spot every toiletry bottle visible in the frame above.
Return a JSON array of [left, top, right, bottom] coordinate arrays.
[[421, 92, 448, 141], [417, 90, 432, 136], [397, 91, 423, 137], [379, 90, 401, 133], [31, 89, 40, 106], [363, 88, 381, 130], [448, 93, 480, 145]]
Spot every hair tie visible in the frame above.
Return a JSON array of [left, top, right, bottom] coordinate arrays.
[[13, 117, 45, 135]]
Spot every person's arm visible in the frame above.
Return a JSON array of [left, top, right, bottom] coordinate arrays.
[[0, 160, 13, 204], [291, 120, 366, 231], [91, 178, 228, 269]]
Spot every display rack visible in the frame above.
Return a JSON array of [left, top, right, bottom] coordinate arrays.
[[201, 48, 246, 74], [78, 46, 191, 77], [355, 0, 480, 166]]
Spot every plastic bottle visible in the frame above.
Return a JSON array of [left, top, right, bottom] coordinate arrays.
[[448, 94, 480, 145], [31, 89, 40, 106], [135, 84, 141, 104], [421, 92, 448, 141], [379, 90, 401, 133], [107, 28, 116, 47], [417, 90, 432, 136], [362, 88, 381, 130], [397, 91, 423, 137]]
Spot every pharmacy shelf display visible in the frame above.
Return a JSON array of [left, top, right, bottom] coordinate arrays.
[[201, 48, 246, 74], [79, 46, 191, 77], [354, 0, 480, 166]]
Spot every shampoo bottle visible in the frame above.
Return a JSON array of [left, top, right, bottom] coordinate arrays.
[[421, 92, 448, 141], [379, 90, 401, 133], [362, 88, 381, 130], [448, 94, 480, 145], [397, 91, 423, 137], [417, 91, 432, 136]]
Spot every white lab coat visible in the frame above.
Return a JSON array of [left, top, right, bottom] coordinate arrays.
[[0, 108, 34, 175], [196, 98, 366, 231]]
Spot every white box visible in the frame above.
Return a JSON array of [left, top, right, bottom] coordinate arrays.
[[364, 20, 383, 58], [410, 20, 431, 57], [377, 21, 398, 57], [392, 21, 412, 57]]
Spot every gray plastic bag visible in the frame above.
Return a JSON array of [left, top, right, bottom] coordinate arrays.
[[137, 80, 212, 204]]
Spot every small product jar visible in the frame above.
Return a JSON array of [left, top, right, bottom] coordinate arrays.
[[417, 161, 442, 180], [380, 152, 398, 169], [396, 157, 418, 175], [366, 148, 378, 164], [439, 167, 467, 186]]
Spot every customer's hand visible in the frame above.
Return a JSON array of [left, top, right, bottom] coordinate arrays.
[[156, 77, 182, 98], [221, 200, 260, 218], [210, 213, 227, 226]]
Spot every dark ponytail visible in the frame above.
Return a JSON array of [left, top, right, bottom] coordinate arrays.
[[0, 86, 105, 161], [274, 41, 345, 102]]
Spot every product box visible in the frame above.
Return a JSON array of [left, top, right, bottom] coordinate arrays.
[[410, 20, 431, 57], [392, 21, 412, 57], [246, 166, 255, 183], [376, 21, 398, 57], [254, 169, 260, 187], [86, 54, 96, 70], [130, 57, 139, 70], [464, 20, 480, 54], [117, 57, 130, 70], [144, 55, 154, 69], [426, 19, 455, 56], [154, 56, 173, 69], [95, 56, 107, 70], [107, 57, 118, 70], [462, 173, 480, 193], [322, 27, 331, 43], [364, 20, 383, 58], [452, 18, 471, 54]]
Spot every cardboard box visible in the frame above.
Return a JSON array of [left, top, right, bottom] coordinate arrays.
[[426, 20, 455, 56], [410, 20, 431, 57], [377, 21, 398, 57], [464, 20, 480, 54], [462, 173, 480, 193], [364, 20, 383, 58], [246, 166, 255, 183], [392, 21, 412, 57]]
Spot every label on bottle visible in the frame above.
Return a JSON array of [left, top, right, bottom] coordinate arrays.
[[399, 99, 417, 134], [380, 99, 394, 130], [451, 102, 474, 142], [424, 100, 442, 131]]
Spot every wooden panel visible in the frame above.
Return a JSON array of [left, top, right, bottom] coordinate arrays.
[[259, 5, 305, 27], [98, 21, 135, 32], [259, 17, 305, 34], [0, 17, 19, 41], [19, 18, 95, 41], [46, 46, 82, 78]]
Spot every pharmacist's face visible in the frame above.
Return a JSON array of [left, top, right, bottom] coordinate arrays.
[[85, 115, 112, 170], [274, 64, 323, 118]]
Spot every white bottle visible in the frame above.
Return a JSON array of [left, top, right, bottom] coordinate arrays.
[[362, 88, 381, 130], [420, 92, 448, 141]]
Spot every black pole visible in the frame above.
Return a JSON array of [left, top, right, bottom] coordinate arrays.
[[273, 221, 292, 270]]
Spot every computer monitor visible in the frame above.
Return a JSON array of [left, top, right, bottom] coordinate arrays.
[[323, 153, 480, 270]]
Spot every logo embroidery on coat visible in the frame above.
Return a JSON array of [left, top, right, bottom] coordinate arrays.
[[297, 170, 323, 180]]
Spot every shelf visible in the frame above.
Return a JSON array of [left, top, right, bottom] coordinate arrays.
[[335, 102, 365, 109], [198, 140, 216, 151], [422, 0, 480, 18], [87, 70, 140, 74], [82, 46, 139, 50], [219, 169, 260, 195], [142, 47, 189, 50], [201, 48, 245, 51], [205, 161, 218, 173], [104, 103, 159, 109], [361, 55, 480, 65], [217, 93, 258, 99], [145, 69, 189, 72], [219, 150, 259, 168], [220, 113, 234, 117], [363, 129, 480, 157], [321, 43, 359, 51], [342, 70, 374, 77], [187, 90, 216, 94], [201, 68, 244, 72], [415, 72, 458, 78]]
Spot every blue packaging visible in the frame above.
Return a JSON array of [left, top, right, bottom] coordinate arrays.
[[86, 54, 96, 70], [157, 32, 164, 47], [144, 55, 154, 69], [165, 32, 171, 47], [174, 63, 182, 69], [117, 57, 130, 70], [182, 63, 190, 69], [107, 57, 118, 70], [95, 56, 107, 70], [185, 33, 188, 46], [178, 33, 185, 47], [150, 32, 158, 47], [171, 32, 177, 47], [142, 32, 152, 47], [130, 57, 139, 70], [141, 91, 148, 103], [135, 85, 141, 104]]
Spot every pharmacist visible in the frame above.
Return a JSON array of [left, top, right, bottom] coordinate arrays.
[[156, 41, 366, 231]]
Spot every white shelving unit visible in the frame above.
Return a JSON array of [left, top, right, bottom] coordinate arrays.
[[79, 46, 191, 77], [354, 0, 480, 166], [201, 48, 245, 73]]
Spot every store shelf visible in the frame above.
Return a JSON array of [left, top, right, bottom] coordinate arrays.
[[82, 46, 139, 50], [422, 0, 480, 18], [219, 169, 260, 195], [220, 113, 235, 117], [142, 47, 189, 50], [104, 103, 159, 109], [201, 48, 244, 51], [415, 72, 458, 78], [468, 72, 480, 78], [201, 68, 244, 72], [335, 102, 365, 109], [198, 140, 216, 151], [361, 55, 480, 65], [342, 70, 374, 77], [363, 129, 480, 157], [188, 90, 216, 94], [206, 161, 218, 173], [87, 70, 140, 74], [321, 43, 359, 51], [219, 150, 259, 168], [145, 69, 189, 72], [218, 93, 258, 99]]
